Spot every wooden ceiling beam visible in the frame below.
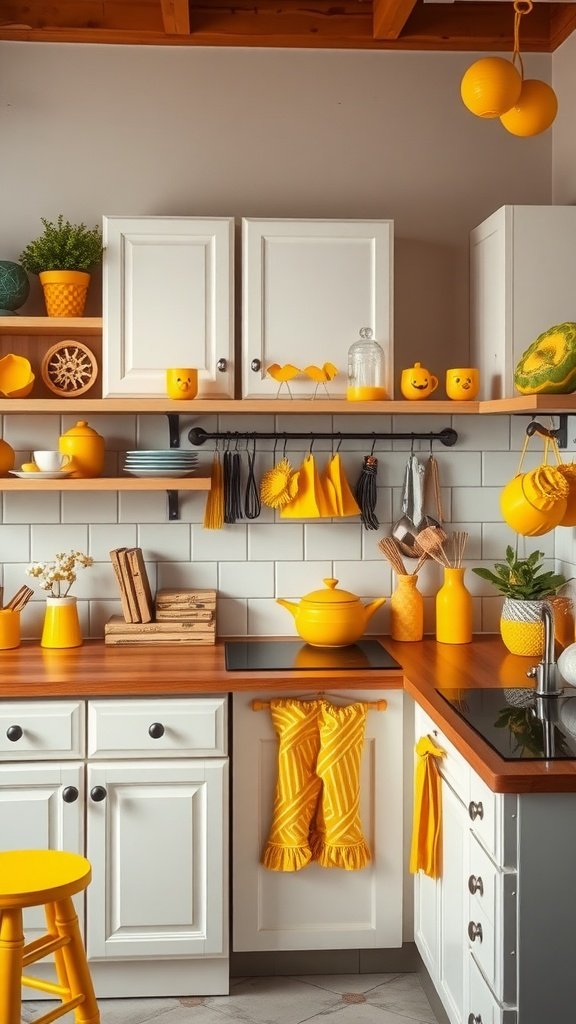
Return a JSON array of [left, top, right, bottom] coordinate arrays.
[[373, 0, 418, 40], [160, 0, 191, 34]]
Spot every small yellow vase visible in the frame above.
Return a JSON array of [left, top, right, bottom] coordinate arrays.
[[0, 609, 20, 649], [390, 574, 424, 642], [41, 597, 82, 649], [436, 567, 472, 645]]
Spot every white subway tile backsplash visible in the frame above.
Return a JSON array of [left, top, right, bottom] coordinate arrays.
[[451, 414, 510, 451], [481, 596, 505, 634], [0, 525, 29, 563], [61, 492, 118, 523], [275, 413, 333, 451], [4, 491, 61, 524], [333, 560, 391, 599], [158, 560, 217, 590], [119, 491, 168, 523], [31, 524, 89, 561], [275, 560, 332, 597], [482, 450, 541, 485], [219, 560, 274, 598], [432, 451, 481, 487], [451, 486, 502, 522], [217, 598, 248, 637], [89, 524, 137, 561], [248, 598, 296, 636], [193, 524, 247, 561], [138, 523, 191, 562], [61, 414, 136, 451], [305, 523, 361, 560], [332, 414, 393, 451], [482, 522, 554, 560], [89, 599, 124, 637], [71, 560, 122, 600], [248, 523, 303, 561], [4, 415, 60, 450]]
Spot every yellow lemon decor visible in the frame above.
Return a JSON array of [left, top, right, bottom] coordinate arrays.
[[0, 354, 34, 398]]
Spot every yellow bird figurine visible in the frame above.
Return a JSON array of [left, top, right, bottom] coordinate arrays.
[[302, 362, 339, 399], [266, 363, 301, 398]]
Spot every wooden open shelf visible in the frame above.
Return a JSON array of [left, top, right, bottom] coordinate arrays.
[[0, 317, 102, 336], [0, 477, 211, 491]]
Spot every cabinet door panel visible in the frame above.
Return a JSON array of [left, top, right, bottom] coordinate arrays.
[[0, 763, 83, 939], [87, 759, 227, 960], [103, 216, 234, 398], [233, 689, 403, 951], [438, 780, 468, 1024], [242, 219, 393, 398]]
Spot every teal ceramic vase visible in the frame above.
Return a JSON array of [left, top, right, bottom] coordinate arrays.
[[0, 261, 30, 315]]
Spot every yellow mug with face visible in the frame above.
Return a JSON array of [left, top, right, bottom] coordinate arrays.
[[400, 362, 439, 401], [166, 368, 198, 400], [445, 367, 479, 401]]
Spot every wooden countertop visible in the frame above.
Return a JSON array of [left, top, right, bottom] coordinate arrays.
[[1, 636, 575, 794]]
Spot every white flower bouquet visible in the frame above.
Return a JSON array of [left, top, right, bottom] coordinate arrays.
[[26, 549, 93, 598]]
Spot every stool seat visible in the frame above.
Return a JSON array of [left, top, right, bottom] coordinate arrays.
[[0, 850, 92, 909], [0, 849, 99, 1024]]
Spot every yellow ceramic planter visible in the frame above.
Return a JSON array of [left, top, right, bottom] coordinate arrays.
[[39, 270, 90, 318], [41, 597, 82, 649]]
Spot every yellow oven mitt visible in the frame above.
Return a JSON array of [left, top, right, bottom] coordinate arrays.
[[261, 699, 323, 871], [311, 701, 371, 870], [409, 735, 445, 879]]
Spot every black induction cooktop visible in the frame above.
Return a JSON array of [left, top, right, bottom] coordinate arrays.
[[437, 687, 576, 761], [225, 639, 401, 672]]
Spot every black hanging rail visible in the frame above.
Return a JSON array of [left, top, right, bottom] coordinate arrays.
[[188, 426, 458, 447]]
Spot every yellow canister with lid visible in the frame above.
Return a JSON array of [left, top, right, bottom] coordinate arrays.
[[59, 420, 105, 478]]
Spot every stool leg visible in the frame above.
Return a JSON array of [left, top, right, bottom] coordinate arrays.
[[0, 908, 25, 1024], [45, 901, 71, 999], [52, 897, 100, 1024]]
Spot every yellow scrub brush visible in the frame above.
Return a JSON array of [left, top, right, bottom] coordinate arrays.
[[260, 456, 294, 509]]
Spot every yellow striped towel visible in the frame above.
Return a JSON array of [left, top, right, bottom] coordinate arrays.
[[409, 735, 445, 879]]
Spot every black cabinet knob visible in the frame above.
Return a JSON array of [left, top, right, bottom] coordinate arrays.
[[216, 358, 227, 372], [6, 725, 23, 742], [468, 1015, 483, 1024], [148, 722, 165, 739], [62, 786, 79, 803], [251, 359, 261, 372], [468, 921, 483, 943], [468, 874, 484, 896], [90, 786, 107, 802]]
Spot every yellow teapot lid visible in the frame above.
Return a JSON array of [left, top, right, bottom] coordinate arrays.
[[61, 420, 102, 437], [301, 578, 360, 606]]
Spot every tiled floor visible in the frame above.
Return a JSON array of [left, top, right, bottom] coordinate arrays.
[[23, 974, 440, 1023]]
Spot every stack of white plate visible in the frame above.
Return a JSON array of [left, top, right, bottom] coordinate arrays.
[[123, 449, 200, 478]]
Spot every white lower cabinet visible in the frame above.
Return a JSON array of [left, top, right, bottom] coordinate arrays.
[[232, 689, 404, 951], [0, 696, 229, 998]]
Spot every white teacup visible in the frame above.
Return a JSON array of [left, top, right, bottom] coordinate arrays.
[[33, 451, 72, 473]]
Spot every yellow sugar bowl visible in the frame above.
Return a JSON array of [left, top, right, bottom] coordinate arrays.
[[59, 420, 105, 478]]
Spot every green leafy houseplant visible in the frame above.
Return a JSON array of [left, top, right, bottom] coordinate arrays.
[[19, 215, 103, 274], [472, 547, 567, 599]]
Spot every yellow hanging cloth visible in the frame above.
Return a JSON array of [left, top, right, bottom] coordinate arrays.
[[409, 735, 445, 879], [311, 701, 371, 870], [261, 699, 323, 871], [325, 453, 361, 517], [281, 454, 322, 518]]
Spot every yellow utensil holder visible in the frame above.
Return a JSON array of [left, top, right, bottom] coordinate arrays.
[[390, 574, 424, 642], [41, 597, 82, 649], [0, 609, 20, 649]]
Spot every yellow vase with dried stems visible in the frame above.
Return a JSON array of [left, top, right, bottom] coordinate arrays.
[[26, 549, 93, 649], [378, 537, 425, 642], [415, 527, 472, 645], [472, 546, 570, 657], [18, 215, 103, 318]]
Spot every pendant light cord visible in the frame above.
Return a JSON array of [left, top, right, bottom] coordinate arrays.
[[512, 0, 533, 79]]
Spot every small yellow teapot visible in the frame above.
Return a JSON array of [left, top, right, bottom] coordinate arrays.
[[277, 578, 386, 647], [59, 420, 105, 478], [400, 362, 439, 401]]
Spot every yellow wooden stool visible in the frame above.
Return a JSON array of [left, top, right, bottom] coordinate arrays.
[[0, 849, 100, 1024]]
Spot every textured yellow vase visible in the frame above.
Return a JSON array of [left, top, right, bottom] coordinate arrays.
[[436, 567, 472, 645], [390, 574, 424, 642], [41, 597, 82, 649], [39, 270, 90, 317], [500, 598, 545, 657]]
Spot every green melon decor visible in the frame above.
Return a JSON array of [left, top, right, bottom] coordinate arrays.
[[514, 322, 576, 395]]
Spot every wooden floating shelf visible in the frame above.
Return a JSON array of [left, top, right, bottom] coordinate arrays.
[[0, 317, 102, 336], [0, 477, 211, 491]]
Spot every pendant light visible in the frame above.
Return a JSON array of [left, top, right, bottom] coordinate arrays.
[[460, 0, 558, 137]]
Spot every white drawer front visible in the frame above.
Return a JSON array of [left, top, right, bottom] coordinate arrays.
[[0, 701, 84, 759], [414, 702, 469, 800], [467, 954, 517, 1024], [468, 832, 501, 924], [467, 893, 517, 1005], [88, 698, 227, 757], [467, 770, 517, 868]]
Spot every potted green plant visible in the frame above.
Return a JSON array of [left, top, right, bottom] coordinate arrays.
[[472, 546, 570, 656], [19, 215, 103, 318]]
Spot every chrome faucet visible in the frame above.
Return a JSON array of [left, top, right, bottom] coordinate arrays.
[[526, 602, 563, 697]]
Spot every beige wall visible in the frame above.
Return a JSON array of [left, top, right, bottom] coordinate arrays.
[[1, 42, 553, 382]]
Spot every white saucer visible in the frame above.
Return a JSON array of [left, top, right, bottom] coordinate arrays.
[[10, 470, 74, 480]]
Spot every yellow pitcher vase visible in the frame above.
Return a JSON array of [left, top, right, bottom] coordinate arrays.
[[41, 597, 82, 649], [436, 567, 472, 645], [390, 574, 424, 642]]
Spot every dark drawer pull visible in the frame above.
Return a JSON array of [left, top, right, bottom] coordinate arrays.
[[6, 725, 23, 742], [468, 800, 484, 821], [468, 921, 483, 943], [468, 874, 484, 896], [90, 786, 107, 802], [468, 1015, 483, 1024], [148, 722, 165, 739], [62, 786, 79, 803]]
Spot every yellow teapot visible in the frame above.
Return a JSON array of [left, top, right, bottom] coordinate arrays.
[[59, 420, 105, 478], [277, 578, 386, 648], [400, 362, 439, 401]]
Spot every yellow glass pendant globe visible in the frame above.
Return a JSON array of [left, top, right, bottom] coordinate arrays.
[[500, 79, 558, 137], [461, 57, 523, 118]]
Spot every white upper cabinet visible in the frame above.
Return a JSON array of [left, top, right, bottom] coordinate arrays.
[[470, 205, 576, 400], [102, 216, 234, 398], [242, 218, 394, 399]]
